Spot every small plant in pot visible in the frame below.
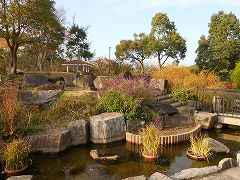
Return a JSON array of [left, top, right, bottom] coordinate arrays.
[[4, 139, 30, 176], [187, 134, 212, 161], [140, 124, 161, 160]]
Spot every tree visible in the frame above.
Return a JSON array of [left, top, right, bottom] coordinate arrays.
[[66, 23, 94, 60], [115, 33, 150, 74], [230, 62, 240, 89], [18, 8, 65, 72], [149, 13, 187, 68], [195, 35, 211, 70], [0, 0, 63, 74], [195, 11, 240, 73]]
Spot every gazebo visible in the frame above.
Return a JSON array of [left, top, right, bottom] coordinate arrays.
[[62, 60, 95, 73]]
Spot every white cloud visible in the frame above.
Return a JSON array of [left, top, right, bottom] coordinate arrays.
[[99, 0, 240, 14]]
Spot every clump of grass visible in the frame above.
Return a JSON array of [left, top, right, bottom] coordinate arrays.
[[0, 83, 19, 135], [190, 134, 212, 160], [42, 93, 99, 127], [4, 139, 30, 171], [140, 124, 162, 157]]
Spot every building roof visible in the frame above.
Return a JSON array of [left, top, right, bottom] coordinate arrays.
[[62, 60, 95, 67]]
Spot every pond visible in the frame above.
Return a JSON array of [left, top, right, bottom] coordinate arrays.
[[2, 128, 240, 180]]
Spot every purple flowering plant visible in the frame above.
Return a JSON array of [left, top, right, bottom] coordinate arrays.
[[100, 77, 163, 106]]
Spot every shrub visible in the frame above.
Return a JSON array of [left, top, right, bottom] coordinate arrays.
[[230, 62, 240, 89], [154, 66, 223, 92], [4, 139, 30, 171], [0, 84, 19, 135], [171, 89, 194, 102], [100, 77, 162, 105], [140, 124, 162, 156], [190, 134, 212, 160], [97, 90, 146, 120]]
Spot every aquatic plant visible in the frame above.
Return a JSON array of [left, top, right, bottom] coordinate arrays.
[[189, 134, 212, 160], [140, 124, 162, 157], [4, 139, 30, 171]]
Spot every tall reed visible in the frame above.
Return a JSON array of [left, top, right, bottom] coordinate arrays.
[[140, 124, 162, 157], [1, 83, 19, 135], [4, 139, 29, 171]]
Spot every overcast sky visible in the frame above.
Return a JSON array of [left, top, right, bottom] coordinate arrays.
[[56, 0, 240, 66]]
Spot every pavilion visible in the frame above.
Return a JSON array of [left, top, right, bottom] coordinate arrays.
[[62, 60, 95, 73]]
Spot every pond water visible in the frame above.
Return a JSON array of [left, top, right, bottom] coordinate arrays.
[[2, 128, 240, 180]]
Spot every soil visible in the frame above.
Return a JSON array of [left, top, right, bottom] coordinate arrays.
[[130, 123, 199, 136]]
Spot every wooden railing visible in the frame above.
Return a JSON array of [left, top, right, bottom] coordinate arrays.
[[196, 87, 240, 117]]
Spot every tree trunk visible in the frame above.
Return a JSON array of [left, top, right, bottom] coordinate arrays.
[[140, 61, 145, 74], [10, 47, 18, 74], [157, 52, 162, 69]]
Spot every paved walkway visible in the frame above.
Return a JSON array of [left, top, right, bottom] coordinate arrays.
[[196, 167, 240, 180]]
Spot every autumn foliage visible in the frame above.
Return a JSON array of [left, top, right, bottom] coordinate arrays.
[[154, 66, 223, 92]]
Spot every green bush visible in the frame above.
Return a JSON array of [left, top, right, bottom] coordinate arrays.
[[230, 62, 240, 89], [97, 90, 146, 120], [171, 89, 194, 102]]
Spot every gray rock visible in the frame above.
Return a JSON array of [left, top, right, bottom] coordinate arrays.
[[22, 74, 50, 88], [122, 175, 146, 180], [194, 112, 218, 130], [171, 166, 221, 179], [73, 75, 96, 90], [150, 79, 168, 92], [214, 122, 223, 129], [20, 90, 63, 106], [203, 137, 230, 154], [7, 175, 33, 180], [93, 76, 110, 89], [26, 130, 70, 153], [218, 158, 237, 170], [89, 112, 126, 143], [149, 172, 172, 180], [68, 120, 88, 146], [148, 102, 178, 116]]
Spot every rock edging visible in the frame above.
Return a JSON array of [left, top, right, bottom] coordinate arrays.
[[126, 124, 201, 145]]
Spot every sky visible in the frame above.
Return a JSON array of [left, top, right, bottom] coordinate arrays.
[[56, 0, 240, 66]]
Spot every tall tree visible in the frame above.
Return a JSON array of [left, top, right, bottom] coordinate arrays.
[[115, 33, 150, 74], [149, 13, 187, 68], [66, 24, 94, 60], [0, 0, 63, 74], [195, 11, 240, 73]]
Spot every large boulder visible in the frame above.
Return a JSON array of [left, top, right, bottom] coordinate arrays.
[[68, 120, 88, 146], [20, 90, 63, 106], [194, 112, 218, 130], [218, 158, 237, 170], [73, 75, 96, 90], [89, 112, 126, 143], [26, 130, 70, 153], [149, 172, 172, 180], [22, 74, 50, 88], [148, 102, 178, 116], [203, 137, 230, 154], [93, 76, 111, 89], [171, 166, 221, 179], [7, 175, 33, 180], [122, 175, 146, 180]]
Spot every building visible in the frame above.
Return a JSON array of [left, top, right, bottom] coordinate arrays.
[[62, 60, 95, 73]]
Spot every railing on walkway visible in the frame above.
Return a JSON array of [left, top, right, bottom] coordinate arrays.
[[196, 87, 240, 117]]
